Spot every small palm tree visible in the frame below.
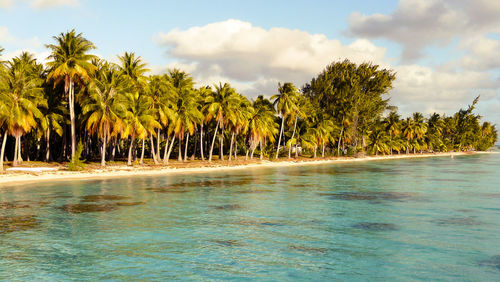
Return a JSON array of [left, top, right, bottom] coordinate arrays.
[[46, 29, 97, 160]]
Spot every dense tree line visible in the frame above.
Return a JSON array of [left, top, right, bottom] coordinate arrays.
[[0, 31, 497, 171]]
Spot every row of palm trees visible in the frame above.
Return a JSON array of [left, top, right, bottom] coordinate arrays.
[[0, 31, 497, 171]]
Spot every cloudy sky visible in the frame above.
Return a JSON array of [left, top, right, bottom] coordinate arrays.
[[1, 0, 499, 126]]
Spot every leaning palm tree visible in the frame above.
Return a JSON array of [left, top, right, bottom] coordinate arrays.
[[46, 30, 97, 160], [82, 63, 130, 166], [205, 82, 239, 162], [271, 82, 299, 159]]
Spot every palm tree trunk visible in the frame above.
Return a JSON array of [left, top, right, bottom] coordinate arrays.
[[13, 136, 18, 166], [184, 133, 189, 162], [162, 135, 170, 164], [234, 134, 238, 160], [250, 144, 255, 159], [111, 137, 116, 161], [191, 131, 197, 161], [229, 132, 235, 161], [18, 136, 23, 164], [157, 129, 161, 161], [140, 138, 145, 164], [69, 78, 76, 160], [101, 131, 107, 167], [219, 134, 224, 161], [178, 137, 182, 161], [275, 114, 285, 159], [200, 125, 205, 161], [209, 120, 219, 162], [150, 134, 158, 164], [165, 136, 176, 164], [288, 116, 297, 158], [295, 142, 299, 158], [260, 140, 264, 160], [0, 133, 7, 172], [337, 125, 344, 156], [314, 146, 317, 158], [45, 129, 51, 162], [127, 131, 135, 166], [322, 141, 325, 158]]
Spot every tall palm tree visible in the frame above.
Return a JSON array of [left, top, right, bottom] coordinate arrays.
[[147, 75, 175, 163], [82, 63, 130, 166], [205, 82, 239, 162], [271, 82, 299, 159], [163, 69, 195, 163], [46, 30, 97, 160], [117, 52, 153, 163], [1, 52, 46, 166]]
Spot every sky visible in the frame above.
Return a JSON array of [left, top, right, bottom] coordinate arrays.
[[1, 0, 499, 128]]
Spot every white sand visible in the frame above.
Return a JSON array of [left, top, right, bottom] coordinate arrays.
[[0, 152, 495, 187]]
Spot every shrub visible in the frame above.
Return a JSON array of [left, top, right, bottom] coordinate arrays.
[[68, 142, 86, 171]]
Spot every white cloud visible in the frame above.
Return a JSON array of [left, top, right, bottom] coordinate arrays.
[[391, 64, 500, 117], [348, 0, 500, 61], [156, 19, 389, 96], [30, 0, 78, 9], [0, 0, 13, 9], [0, 26, 41, 50], [459, 36, 500, 71]]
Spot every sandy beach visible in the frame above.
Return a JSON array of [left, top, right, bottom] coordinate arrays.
[[0, 151, 495, 187]]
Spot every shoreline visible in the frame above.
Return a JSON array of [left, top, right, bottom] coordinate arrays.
[[0, 151, 495, 187]]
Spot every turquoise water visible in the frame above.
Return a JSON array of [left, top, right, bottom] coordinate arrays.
[[1, 153, 500, 280]]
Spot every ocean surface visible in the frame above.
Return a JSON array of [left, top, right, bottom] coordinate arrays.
[[1, 152, 500, 280]]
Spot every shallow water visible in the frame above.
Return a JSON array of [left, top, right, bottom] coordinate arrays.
[[1, 153, 500, 280]]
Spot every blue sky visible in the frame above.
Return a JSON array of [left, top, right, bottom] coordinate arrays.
[[1, 0, 499, 128]]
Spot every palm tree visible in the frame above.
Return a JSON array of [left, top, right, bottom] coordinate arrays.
[[163, 69, 195, 163], [147, 75, 175, 163], [46, 30, 97, 160], [117, 52, 153, 163], [382, 111, 401, 154], [121, 91, 160, 166], [205, 82, 239, 162], [1, 52, 46, 166], [171, 88, 203, 162], [82, 63, 130, 166], [247, 96, 278, 159], [197, 86, 212, 161], [41, 85, 66, 162], [402, 117, 415, 154], [412, 112, 428, 153], [271, 82, 299, 159]]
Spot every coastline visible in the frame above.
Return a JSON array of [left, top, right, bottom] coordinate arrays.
[[0, 151, 495, 187]]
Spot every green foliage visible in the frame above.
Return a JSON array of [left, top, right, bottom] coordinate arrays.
[[68, 142, 86, 171]]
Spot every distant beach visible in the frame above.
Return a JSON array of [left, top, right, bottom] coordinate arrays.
[[1, 151, 495, 187]]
